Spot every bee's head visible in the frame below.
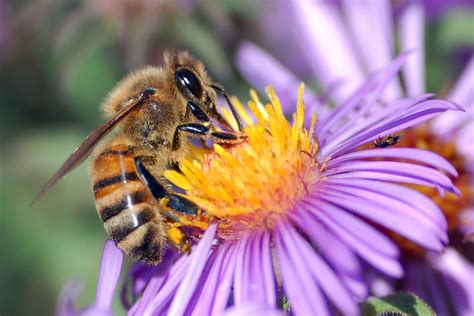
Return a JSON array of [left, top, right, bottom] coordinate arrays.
[[164, 50, 217, 110]]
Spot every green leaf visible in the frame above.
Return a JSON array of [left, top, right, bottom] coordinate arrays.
[[360, 292, 435, 316]]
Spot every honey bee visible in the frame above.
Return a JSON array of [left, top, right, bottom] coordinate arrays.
[[373, 134, 402, 148], [34, 51, 244, 265]]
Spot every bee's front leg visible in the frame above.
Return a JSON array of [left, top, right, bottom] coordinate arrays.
[[172, 100, 245, 151]]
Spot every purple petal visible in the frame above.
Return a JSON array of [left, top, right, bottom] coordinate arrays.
[[65, 241, 123, 316], [89, 240, 123, 315], [233, 233, 251, 305], [318, 183, 447, 243], [98, 242, 123, 304], [233, 231, 276, 308], [330, 100, 460, 156], [290, 207, 361, 276], [224, 303, 283, 316], [328, 171, 457, 198], [342, 0, 402, 100], [403, 259, 429, 301], [313, 189, 446, 251], [448, 57, 474, 106], [460, 207, 474, 237], [304, 197, 400, 257], [296, 202, 404, 278], [290, 208, 362, 277], [431, 105, 474, 142], [121, 264, 151, 309], [431, 57, 474, 136], [399, 2, 425, 96], [455, 120, 474, 170], [132, 254, 189, 315], [260, 232, 276, 307], [320, 93, 433, 152], [183, 249, 220, 314], [322, 99, 463, 157], [167, 223, 217, 315], [285, 222, 358, 314], [288, 0, 365, 102], [211, 242, 239, 315], [340, 273, 368, 300], [328, 148, 458, 176], [324, 178, 447, 230], [366, 269, 395, 297], [191, 243, 233, 315], [235, 42, 328, 118], [318, 52, 411, 139], [121, 251, 178, 309], [274, 222, 330, 315], [428, 248, 474, 314], [56, 280, 84, 316], [424, 265, 451, 315], [290, 212, 371, 299], [324, 160, 458, 195], [403, 252, 473, 316]]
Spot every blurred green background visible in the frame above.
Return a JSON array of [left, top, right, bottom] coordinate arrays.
[[0, 1, 472, 315]]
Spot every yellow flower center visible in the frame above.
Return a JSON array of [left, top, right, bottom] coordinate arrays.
[[165, 84, 320, 239]]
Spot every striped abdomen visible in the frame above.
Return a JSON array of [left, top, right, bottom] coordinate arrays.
[[91, 144, 166, 264]]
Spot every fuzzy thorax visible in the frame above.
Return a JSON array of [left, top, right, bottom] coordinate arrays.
[[165, 84, 321, 239]]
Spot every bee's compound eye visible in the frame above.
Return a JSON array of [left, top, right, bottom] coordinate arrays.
[[175, 68, 203, 99]]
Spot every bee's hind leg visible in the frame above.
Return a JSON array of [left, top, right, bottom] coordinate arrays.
[[163, 223, 191, 254], [134, 156, 199, 254], [162, 193, 205, 255]]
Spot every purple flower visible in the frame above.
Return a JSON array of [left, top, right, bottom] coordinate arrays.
[[115, 54, 459, 314], [235, 1, 473, 314]]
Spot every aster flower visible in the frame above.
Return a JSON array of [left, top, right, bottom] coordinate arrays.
[[102, 52, 460, 315], [236, 1, 473, 314]]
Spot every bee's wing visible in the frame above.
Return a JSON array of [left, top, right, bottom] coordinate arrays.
[[32, 90, 154, 205]]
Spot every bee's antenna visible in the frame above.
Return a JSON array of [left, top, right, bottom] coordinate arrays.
[[210, 84, 243, 132]]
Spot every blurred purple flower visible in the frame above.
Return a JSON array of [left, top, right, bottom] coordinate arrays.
[[236, 1, 473, 314], [57, 240, 123, 316], [402, 249, 474, 315]]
